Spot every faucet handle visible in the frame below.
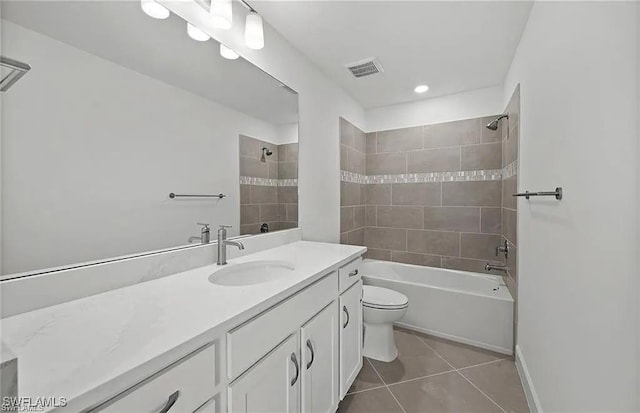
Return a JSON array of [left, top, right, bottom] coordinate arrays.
[[197, 223, 210, 227], [219, 225, 232, 229]]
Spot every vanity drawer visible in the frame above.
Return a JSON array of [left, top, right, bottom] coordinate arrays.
[[227, 271, 338, 380], [95, 344, 215, 413], [338, 257, 362, 293]]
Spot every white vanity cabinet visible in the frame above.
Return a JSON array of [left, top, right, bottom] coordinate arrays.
[[301, 301, 339, 413], [228, 333, 301, 413], [339, 280, 363, 399]]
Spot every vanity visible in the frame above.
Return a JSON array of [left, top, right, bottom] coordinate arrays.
[[0, 240, 366, 412]]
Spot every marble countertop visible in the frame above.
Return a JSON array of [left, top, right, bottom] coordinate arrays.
[[0, 241, 366, 411]]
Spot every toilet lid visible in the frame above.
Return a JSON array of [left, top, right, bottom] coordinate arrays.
[[363, 285, 408, 309]]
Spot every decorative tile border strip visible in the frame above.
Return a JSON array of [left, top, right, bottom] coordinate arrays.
[[502, 160, 518, 179], [341, 169, 502, 184], [240, 176, 298, 187]]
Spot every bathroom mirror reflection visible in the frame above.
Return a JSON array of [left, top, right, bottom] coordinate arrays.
[[0, 1, 298, 277]]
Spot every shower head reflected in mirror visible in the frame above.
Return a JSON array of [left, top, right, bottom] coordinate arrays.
[[486, 114, 509, 131], [260, 147, 273, 162]]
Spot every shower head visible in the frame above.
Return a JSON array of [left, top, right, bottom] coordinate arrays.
[[260, 147, 273, 162], [0, 56, 31, 92], [486, 114, 509, 131]]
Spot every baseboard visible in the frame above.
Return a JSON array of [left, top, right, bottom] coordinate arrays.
[[394, 322, 513, 356], [515, 345, 543, 413]]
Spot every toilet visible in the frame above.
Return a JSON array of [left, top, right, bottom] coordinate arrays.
[[362, 285, 409, 362]]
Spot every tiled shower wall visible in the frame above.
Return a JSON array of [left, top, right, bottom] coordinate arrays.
[[339, 115, 508, 274], [239, 135, 298, 235], [502, 86, 520, 305], [339, 118, 367, 245]]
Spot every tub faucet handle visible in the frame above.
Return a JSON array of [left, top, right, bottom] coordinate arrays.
[[495, 240, 509, 259]]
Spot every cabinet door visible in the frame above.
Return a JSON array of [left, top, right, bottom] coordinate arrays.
[[229, 333, 300, 413], [339, 280, 363, 399], [301, 301, 339, 413]]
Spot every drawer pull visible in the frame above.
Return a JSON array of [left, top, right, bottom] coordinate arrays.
[[157, 390, 180, 413], [290, 353, 300, 386], [349, 269, 359, 277], [306, 339, 315, 369], [343, 306, 350, 329]]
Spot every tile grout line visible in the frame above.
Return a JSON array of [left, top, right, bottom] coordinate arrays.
[[415, 334, 511, 413], [457, 371, 508, 413], [365, 358, 407, 413]]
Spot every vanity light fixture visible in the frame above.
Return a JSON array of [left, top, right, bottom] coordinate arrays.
[[187, 23, 210, 41], [245, 10, 264, 50], [141, 0, 170, 19], [220, 44, 239, 60], [414, 84, 429, 94], [210, 0, 233, 29]]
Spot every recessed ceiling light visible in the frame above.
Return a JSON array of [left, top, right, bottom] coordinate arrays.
[[414, 84, 429, 94]]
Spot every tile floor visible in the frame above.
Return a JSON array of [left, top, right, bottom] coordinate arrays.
[[337, 328, 529, 413]]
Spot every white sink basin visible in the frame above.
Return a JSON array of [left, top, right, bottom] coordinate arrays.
[[208, 260, 295, 286]]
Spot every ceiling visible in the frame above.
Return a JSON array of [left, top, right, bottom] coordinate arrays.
[[2, 1, 298, 125], [257, 1, 533, 109]]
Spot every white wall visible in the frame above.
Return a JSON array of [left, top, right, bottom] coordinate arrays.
[[1, 21, 281, 274], [161, 1, 365, 244], [364, 86, 503, 132], [503, 2, 638, 411]]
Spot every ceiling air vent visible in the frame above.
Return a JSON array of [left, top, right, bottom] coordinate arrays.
[[345, 58, 383, 78]]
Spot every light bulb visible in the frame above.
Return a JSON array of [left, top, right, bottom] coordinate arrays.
[[210, 0, 232, 29], [141, 0, 169, 19], [187, 23, 210, 42], [245, 11, 264, 50], [414, 84, 429, 93], [220, 44, 239, 60]]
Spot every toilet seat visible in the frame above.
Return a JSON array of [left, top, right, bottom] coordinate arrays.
[[363, 285, 408, 310]]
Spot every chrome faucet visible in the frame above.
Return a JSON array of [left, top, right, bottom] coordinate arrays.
[[217, 225, 245, 265], [485, 263, 508, 273], [189, 223, 211, 244]]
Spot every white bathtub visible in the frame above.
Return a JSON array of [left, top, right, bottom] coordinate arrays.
[[361, 259, 514, 355]]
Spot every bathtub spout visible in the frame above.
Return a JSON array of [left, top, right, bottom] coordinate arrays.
[[485, 263, 508, 273]]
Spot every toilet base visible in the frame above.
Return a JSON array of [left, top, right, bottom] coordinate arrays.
[[363, 322, 398, 362]]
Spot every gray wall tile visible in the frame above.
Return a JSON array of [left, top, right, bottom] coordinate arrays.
[[407, 230, 460, 256], [481, 208, 502, 234], [423, 207, 480, 232], [424, 118, 480, 148], [461, 233, 502, 261], [240, 156, 269, 178], [366, 184, 392, 205], [502, 208, 517, 246], [354, 126, 367, 153], [365, 206, 376, 226], [502, 176, 518, 210], [407, 147, 461, 173], [240, 185, 251, 204], [392, 183, 441, 206], [278, 186, 298, 204], [354, 206, 365, 229], [346, 228, 365, 246], [503, 125, 518, 167], [364, 227, 407, 250], [250, 185, 277, 204], [260, 204, 279, 222], [340, 207, 354, 232], [391, 251, 441, 267], [347, 148, 366, 175], [442, 181, 501, 206], [460, 143, 502, 171], [377, 206, 423, 229], [365, 248, 392, 261], [367, 152, 407, 175], [376, 126, 423, 153], [366, 133, 377, 154], [241, 204, 260, 224], [342, 182, 363, 206], [340, 117, 355, 148]]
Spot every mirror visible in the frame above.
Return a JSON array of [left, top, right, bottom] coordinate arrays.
[[0, 1, 298, 277]]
